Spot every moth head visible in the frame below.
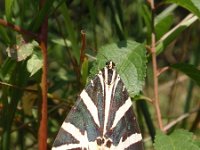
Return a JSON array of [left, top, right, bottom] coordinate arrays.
[[106, 60, 115, 70]]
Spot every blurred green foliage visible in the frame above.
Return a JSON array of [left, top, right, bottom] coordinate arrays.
[[0, 0, 200, 150]]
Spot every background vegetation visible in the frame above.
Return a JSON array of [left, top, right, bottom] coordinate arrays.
[[0, 0, 200, 150]]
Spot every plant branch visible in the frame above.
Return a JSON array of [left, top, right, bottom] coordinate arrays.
[[164, 108, 199, 132], [144, 107, 199, 142], [38, 0, 48, 149], [0, 18, 38, 39], [157, 66, 169, 76], [156, 13, 197, 46], [0, 81, 38, 93], [80, 30, 86, 65], [148, 0, 164, 131]]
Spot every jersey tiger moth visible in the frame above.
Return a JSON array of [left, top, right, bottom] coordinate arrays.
[[52, 61, 144, 150]]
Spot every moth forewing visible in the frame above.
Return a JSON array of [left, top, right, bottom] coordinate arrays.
[[52, 61, 144, 150]]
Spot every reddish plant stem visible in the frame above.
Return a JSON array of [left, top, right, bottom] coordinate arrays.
[[0, 2, 48, 149], [80, 30, 86, 65], [149, 0, 164, 131], [152, 31, 163, 131], [0, 18, 38, 39], [38, 0, 48, 149], [157, 66, 169, 76], [39, 40, 48, 150]]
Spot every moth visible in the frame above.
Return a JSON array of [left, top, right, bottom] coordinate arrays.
[[52, 61, 144, 150]]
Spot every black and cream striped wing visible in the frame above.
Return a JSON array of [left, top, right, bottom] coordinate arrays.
[[52, 61, 144, 150]]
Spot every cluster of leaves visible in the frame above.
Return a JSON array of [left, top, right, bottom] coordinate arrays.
[[0, 0, 200, 150], [154, 129, 200, 150]]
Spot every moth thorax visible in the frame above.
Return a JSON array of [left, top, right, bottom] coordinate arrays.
[[106, 61, 115, 70]]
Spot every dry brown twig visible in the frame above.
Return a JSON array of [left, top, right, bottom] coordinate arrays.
[[164, 108, 199, 131]]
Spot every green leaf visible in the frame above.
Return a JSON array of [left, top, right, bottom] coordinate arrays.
[[107, 1, 125, 40], [156, 14, 198, 54], [22, 85, 37, 116], [141, 4, 176, 44], [192, 0, 200, 12], [171, 63, 200, 86], [155, 14, 174, 40], [155, 4, 177, 40], [194, 140, 200, 148], [0, 26, 10, 44], [0, 58, 16, 81], [27, 51, 43, 76], [165, 0, 200, 18], [30, 0, 54, 31], [141, 4, 151, 43], [5, 0, 14, 21], [59, 3, 80, 62], [6, 36, 39, 61], [81, 58, 89, 86], [91, 40, 147, 97], [154, 129, 199, 150], [1, 62, 29, 150], [51, 38, 72, 47]]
